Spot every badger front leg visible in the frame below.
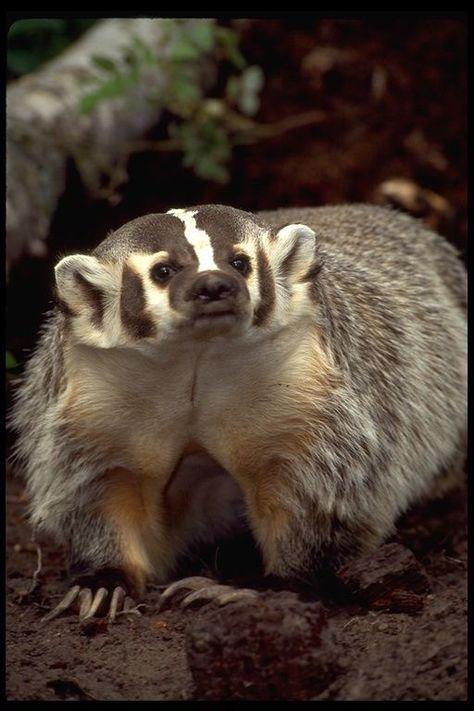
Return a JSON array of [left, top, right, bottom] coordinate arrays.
[[237, 459, 324, 584], [233, 452, 387, 589], [157, 456, 351, 610], [42, 467, 174, 622]]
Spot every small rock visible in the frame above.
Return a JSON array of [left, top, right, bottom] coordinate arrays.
[[371, 589, 425, 615], [186, 591, 341, 701], [334, 543, 430, 612]]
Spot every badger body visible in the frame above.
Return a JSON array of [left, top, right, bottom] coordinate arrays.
[[11, 204, 467, 596]]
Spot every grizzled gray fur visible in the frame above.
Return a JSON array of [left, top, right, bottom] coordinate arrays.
[[10, 204, 467, 601]]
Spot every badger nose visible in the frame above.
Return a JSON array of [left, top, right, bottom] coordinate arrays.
[[189, 272, 239, 302]]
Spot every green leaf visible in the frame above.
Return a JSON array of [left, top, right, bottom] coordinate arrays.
[[216, 26, 246, 69], [168, 77, 202, 105], [91, 54, 117, 73], [131, 35, 155, 63], [122, 45, 142, 82], [186, 22, 214, 52], [6, 351, 18, 370], [175, 119, 231, 183], [169, 38, 200, 62], [79, 92, 101, 114], [79, 75, 130, 113]]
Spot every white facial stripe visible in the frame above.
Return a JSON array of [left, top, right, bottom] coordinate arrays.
[[168, 208, 218, 272], [154, 250, 170, 263]]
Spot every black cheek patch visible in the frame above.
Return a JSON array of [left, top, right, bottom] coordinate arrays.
[[253, 246, 276, 327], [74, 273, 104, 328], [120, 265, 156, 339]]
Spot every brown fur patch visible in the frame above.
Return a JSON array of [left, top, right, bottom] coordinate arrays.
[[93, 213, 189, 259], [74, 272, 104, 328], [121, 264, 156, 339], [98, 468, 157, 593], [255, 504, 291, 572], [253, 246, 275, 326], [280, 238, 301, 277]]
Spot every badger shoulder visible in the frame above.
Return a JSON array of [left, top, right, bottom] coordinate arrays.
[[12, 309, 67, 400], [9, 310, 67, 431], [258, 203, 466, 307], [255, 204, 466, 394]]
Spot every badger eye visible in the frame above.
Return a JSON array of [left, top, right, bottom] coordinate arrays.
[[230, 255, 250, 276], [150, 263, 176, 284]]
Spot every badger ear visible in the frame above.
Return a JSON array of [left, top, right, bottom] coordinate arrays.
[[55, 254, 116, 322], [274, 223, 317, 278]]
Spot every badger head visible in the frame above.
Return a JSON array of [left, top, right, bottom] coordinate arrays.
[[54, 205, 321, 349]]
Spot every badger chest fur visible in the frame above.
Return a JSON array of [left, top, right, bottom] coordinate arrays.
[[12, 204, 467, 611]]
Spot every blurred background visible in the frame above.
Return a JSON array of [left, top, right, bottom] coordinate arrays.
[[6, 15, 467, 374]]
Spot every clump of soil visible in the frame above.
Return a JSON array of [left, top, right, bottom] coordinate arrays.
[[187, 593, 336, 700]]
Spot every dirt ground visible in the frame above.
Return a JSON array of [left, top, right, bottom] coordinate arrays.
[[6, 17, 467, 702], [6, 474, 467, 701]]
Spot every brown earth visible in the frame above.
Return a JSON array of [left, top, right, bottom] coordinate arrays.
[[6, 474, 467, 701], [6, 16, 467, 701]]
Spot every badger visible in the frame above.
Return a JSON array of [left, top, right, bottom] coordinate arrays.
[[10, 204, 467, 621]]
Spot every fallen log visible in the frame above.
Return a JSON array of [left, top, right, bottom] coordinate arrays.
[[6, 18, 212, 271]]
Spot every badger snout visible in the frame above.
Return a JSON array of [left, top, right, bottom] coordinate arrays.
[[187, 271, 239, 305], [184, 270, 249, 335]]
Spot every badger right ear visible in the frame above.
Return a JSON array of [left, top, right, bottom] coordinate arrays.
[[55, 254, 116, 319], [273, 223, 317, 280]]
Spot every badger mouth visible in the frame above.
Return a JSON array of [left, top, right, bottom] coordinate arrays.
[[193, 302, 237, 321], [189, 302, 240, 336]]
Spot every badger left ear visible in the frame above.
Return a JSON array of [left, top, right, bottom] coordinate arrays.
[[55, 254, 116, 320], [274, 223, 317, 278]]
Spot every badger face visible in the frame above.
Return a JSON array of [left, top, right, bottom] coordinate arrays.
[[54, 205, 319, 349], [143, 207, 255, 341]]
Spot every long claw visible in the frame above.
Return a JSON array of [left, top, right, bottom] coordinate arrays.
[[40, 578, 139, 624], [41, 585, 81, 622], [180, 584, 228, 608], [78, 588, 93, 621], [108, 586, 126, 623], [159, 576, 260, 610], [216, 588, 259, 605], [81, 587, 109, 621], [158, 576, 213, 609]]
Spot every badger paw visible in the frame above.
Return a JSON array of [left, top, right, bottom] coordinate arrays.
[[41, 567, 141, 623], [41, 584, 140, 623], [157, 576, 259, 610]]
